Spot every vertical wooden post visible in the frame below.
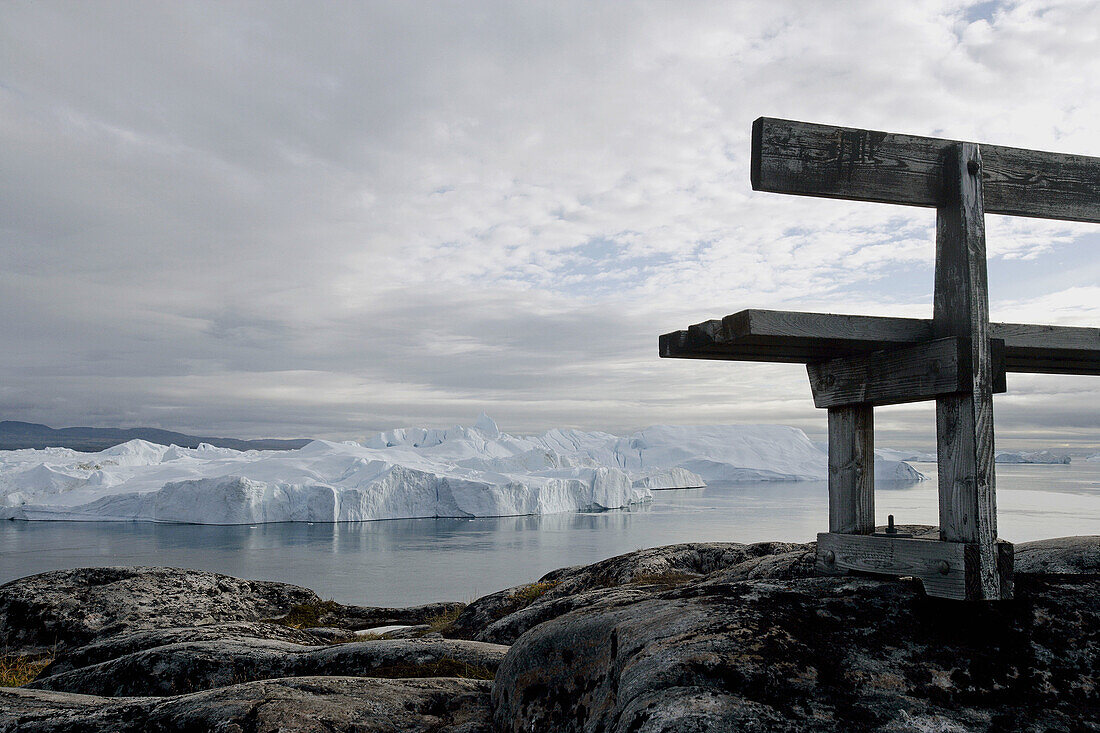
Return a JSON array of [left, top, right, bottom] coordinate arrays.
[[828, 405, 874, 534], [934, 142, 1002, 599]]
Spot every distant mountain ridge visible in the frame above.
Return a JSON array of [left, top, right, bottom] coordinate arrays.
[[0, 421, 311, 452]]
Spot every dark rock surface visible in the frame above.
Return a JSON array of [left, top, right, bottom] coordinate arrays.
[[1, 676, 492, 732], [492, 538, 1100, 732], [31, 637, 507, 696], [41, 622, 332, 676], [0, 566, 320, 650], [469, 586, 657, 645], [450, 541, 813, 643], [265, 599, 466, 631], [0, 566, 465, 652], [299, 626, 359, 643], [315, 601, 465, 630], [1015, 534, 1100, 574], [3, 535, 1098, 732]]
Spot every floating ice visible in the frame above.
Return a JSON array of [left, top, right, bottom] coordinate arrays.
[[995, 450, 1071, 464], [0, 419, 924, 524]]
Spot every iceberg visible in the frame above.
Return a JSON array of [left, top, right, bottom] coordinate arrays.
[[874, 447, 937, 463], [0, 417, 923, 524], [995, 450, 1071, 465]]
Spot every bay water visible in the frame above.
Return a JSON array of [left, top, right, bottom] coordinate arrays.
[[2, 462, 1097, 606]]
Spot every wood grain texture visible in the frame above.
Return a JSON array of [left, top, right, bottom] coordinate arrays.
[[934, 143, 1001, 600], [816, 533, 1013, 600], [752, 117, 1100, 223], [807, 337, 1007, 408], [659, 310, 1100, 375], [828, 406, 874, 534]]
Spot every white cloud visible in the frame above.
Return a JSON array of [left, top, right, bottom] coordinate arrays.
[[0, 0, 1097, 451]]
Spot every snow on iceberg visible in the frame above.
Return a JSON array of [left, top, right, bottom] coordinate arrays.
[[0, 417, 924, 524], [995, 450, 1071, 464]]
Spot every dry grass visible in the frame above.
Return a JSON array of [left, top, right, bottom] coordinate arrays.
[[272, 599, 341, 629], [421, 606, 464, 636], [628, 571, 697, 589], [0, 654, 52, 687], [513, 580, 561, 606]]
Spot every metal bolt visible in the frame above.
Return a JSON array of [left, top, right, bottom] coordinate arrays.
[[886, 515, 897, 535], [938, 560, 950, 575], [824, 550, 836, 564], [967, 159, 980, 176]]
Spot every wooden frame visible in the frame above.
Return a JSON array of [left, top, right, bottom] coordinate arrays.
[[661, 118, 1100, 600]]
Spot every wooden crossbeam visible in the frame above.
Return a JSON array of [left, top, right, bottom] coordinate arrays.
[[659, 309, 1100, 375], [807, 337, 1007, 409], [752, 117, 1100, 223], [816, 533, 1013, 601]]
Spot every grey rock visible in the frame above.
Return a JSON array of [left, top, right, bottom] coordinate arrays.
[[451, 541, 809, 641], [40, 622, 331, 676], [303, 626, 359, 643], [265, 599, 466, 631], [1015, 535, 1100, 575], [377, 624, 432, 639], [0, 566, 319, 650], [313, 601, 465, 630], [2, 676, 492, 732], [694, 545, 817, 586], [6, 535, 1099, 732], [492, 573, 1100, 731], [539, 540, 812, 595], [472, 586, 656, 645], [30, 637, 507, 696], [0, 566, 465, 653]]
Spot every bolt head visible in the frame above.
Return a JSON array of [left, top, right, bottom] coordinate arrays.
[[967, 159, 980, 175], [824, 550, 836, 564], [938, 560, 950, 575]]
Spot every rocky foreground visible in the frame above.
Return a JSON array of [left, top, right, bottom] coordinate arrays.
[[1, 533, 1098, 732]]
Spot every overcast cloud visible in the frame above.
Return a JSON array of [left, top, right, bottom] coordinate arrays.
[[2, 0, 1098, 451]]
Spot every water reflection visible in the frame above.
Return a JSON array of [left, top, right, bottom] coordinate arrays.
[[2, 464, 1097, 606]]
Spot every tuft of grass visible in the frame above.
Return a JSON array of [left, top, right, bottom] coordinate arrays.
[[273, 599, 341, 629], [0, 654, 52, 687], [420, 606, 464, 636], [512, 580, 561, 607], [628, 571, 697, 589]]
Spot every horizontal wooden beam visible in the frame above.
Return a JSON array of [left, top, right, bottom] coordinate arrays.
[[807, 337, 1006, 409], [659, 309, 1100, 375], [816, 532, 1013, 601], [752, 117, 1100, 223]]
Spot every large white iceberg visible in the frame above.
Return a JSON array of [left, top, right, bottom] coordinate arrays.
[[0, 416, 923, 524], [995, 450, 1071, 464]]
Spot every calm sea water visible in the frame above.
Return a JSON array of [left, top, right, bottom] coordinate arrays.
[[2, 462, 1097, 606]]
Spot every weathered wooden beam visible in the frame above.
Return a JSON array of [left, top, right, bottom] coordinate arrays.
[[807, 337, 1007, 409], [934, 143, 1002, 600], [816, 533, 1013, 601], [751, 117, 1100, 223], [659, 309, 1100, 375], [828, 406, 874, 534]]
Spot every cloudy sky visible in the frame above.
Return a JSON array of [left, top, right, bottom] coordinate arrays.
[[2, 0, 1098, 450]]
